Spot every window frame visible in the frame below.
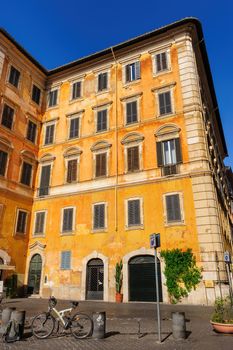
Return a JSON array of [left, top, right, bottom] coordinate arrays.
[[71, 80, 82, 101], [7, 64, 21, 89], [153, 85, 175, 118], [47, 87, 59, 108], [26, 118, 38, 144], [97, 71, 109, 92], [92, 202, 107, 232], [95, 108, 108, 133], [33, 210, 47, 237], [31, 83, 42, 105], [0, 149, 9, 177], [60, 250, 71, 270], [1, 103, 15, 130], [125, 197, 144, 229], [20, 160, 33, 187], [61, 206, 76, 235], [65, 157, 79, 183], [163, 192, 184, 226], [95, 151, 107, 178], [67, 113, 82, 140], [38, 158, 54, 197], [124, 61, 141, 84], [151, 47, 171, 76], [122, 134, 144, 174], [121, 94, 142, 126], [15, 208, 28, 235], [43, 120, 57, 146]]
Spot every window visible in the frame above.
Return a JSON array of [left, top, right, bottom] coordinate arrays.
[[98, 72, 108, 91], [96, 109, 107, 132], [165, 194, 182, 223], [125, 61, 140, 83], [20, 162, 32, 186], [127, 199, 141, 226], [62, 207, 74, 233], [72, 81, 81, 100], [157, 138, 182, 167], [0, 150, 8, 176], [44, 123, 55, 145], [95, 153, 107, 178], [26, 120, 37, 143], [60, 251, 71, 270], [69, 116, 80, 139], [48, 89, 58, 107], [127, 146, 139, 172], [93, 203, 105, 230], [155, 52, 168, 73], [16, 210, 27, 234], [126, 101, 137, 124], [39, 164, 51, 196], [1, 104, 14, 130], [67, 159, 77, 183], [32, 84, 41, 104], [158, 91, 172, 115], [34, 211, 46, 235], [8, 66, 20, 88]]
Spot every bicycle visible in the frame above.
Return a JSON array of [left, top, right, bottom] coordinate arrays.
[[31, 296, 93, 339]]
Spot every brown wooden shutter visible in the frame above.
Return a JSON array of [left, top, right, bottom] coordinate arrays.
[[94, 204, 105, 229], [156, 142, 163, 167], [166, 194, 181, 222], [96, 153, 106, 177], [0, 150, 8, 176], [126, 64, 130, 82], [128, 200, 140, 226], [39, 165, 51, 196], [175, 138, 182, 163], [135, 61, 140, 80], [67, 159, 77, 182]]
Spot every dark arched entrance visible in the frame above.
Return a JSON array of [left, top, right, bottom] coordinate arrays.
[[129, 255, 163, 302], [86, 258, 104, 300], [28, 254, 42, 294]]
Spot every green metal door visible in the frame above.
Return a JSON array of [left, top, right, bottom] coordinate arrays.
[[28, 254, 42, 294]]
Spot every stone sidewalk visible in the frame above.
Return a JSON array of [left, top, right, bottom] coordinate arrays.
[[0, 298, 233, 349]]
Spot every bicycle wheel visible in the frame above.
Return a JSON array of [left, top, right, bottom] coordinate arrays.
[[70, 312, 93, 339], [31, 312, 55, 339]]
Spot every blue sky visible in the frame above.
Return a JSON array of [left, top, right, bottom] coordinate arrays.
[[0, 0, 232, 166]]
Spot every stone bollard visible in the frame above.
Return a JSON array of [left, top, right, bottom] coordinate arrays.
[[0, 307, 16, 334], [172, 312, 186, 339], [92, 312, 106, 339], [10, 310, 26, 340]]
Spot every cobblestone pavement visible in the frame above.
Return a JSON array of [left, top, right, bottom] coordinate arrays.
[[0, 298, 233, 349]]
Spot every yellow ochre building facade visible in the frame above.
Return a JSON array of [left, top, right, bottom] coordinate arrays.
[[0, 18, 232, 304]]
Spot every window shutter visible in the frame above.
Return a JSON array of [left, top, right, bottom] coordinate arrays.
[[0, 150, 8, 176], [125, 64, 130, 82], [39, 165, 51, 196], [27, 120, 37, 143], [35, 212, 45, 234], [45, 124, 55, 144], [94, 204, 105, 229], [166, 194, 181, 222], [175, 138, 182, 163], [61, 251, 71, 269], [2, 104, 14, 129], [156, 142, 163, 167], [161, 52, 167, 70], [156, 54, 162, 72], [72, 82, 81, 99], [165, 91, 172, 114], [96, 153, 106, 177], [21, 162, 32, 186], [16, 211, 27, 233], [135, 61, 140, 80], [128, 200, 140, 226], [63, 208, 73, 232], [69, 118, 79, 139], [67, 159, 77, 182], [159, 93, 165, 115]]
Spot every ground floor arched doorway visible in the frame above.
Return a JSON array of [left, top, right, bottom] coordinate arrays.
[[86, 258, 104, 300], [27, 254, 42, 294], [129, 255, 163, 302]]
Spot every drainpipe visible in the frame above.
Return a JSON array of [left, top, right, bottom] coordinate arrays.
[[111, 47, 118, 233]]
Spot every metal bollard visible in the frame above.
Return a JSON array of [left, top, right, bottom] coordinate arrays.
[[0, 307, 16, 334], [10, 310, 26, 339], [92, 312, 106, 339], [172, 312, 186, 339]]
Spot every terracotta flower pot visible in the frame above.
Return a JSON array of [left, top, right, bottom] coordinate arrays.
[[115, 293, 123, 303], [210, 321, 233, 333]]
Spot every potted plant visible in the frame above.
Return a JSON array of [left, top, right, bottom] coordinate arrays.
[[210, 297, 233, 333], [115, 260, 123, 303]]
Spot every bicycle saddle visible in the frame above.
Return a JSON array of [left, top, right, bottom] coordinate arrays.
[[71, 301, 79, 307]]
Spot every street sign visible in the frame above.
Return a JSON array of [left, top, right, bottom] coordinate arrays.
[[224, 251, 231, 264], [150, 233, 161, 249]]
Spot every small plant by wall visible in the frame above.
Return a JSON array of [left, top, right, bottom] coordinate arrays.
[[161, 248, 202, 303]]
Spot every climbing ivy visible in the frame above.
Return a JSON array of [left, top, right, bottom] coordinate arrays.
[[160, 248, 202, 304]]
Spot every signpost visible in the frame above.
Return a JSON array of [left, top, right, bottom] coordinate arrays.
[[224, 251, 233, 301], [150, 233, 161, 343]]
